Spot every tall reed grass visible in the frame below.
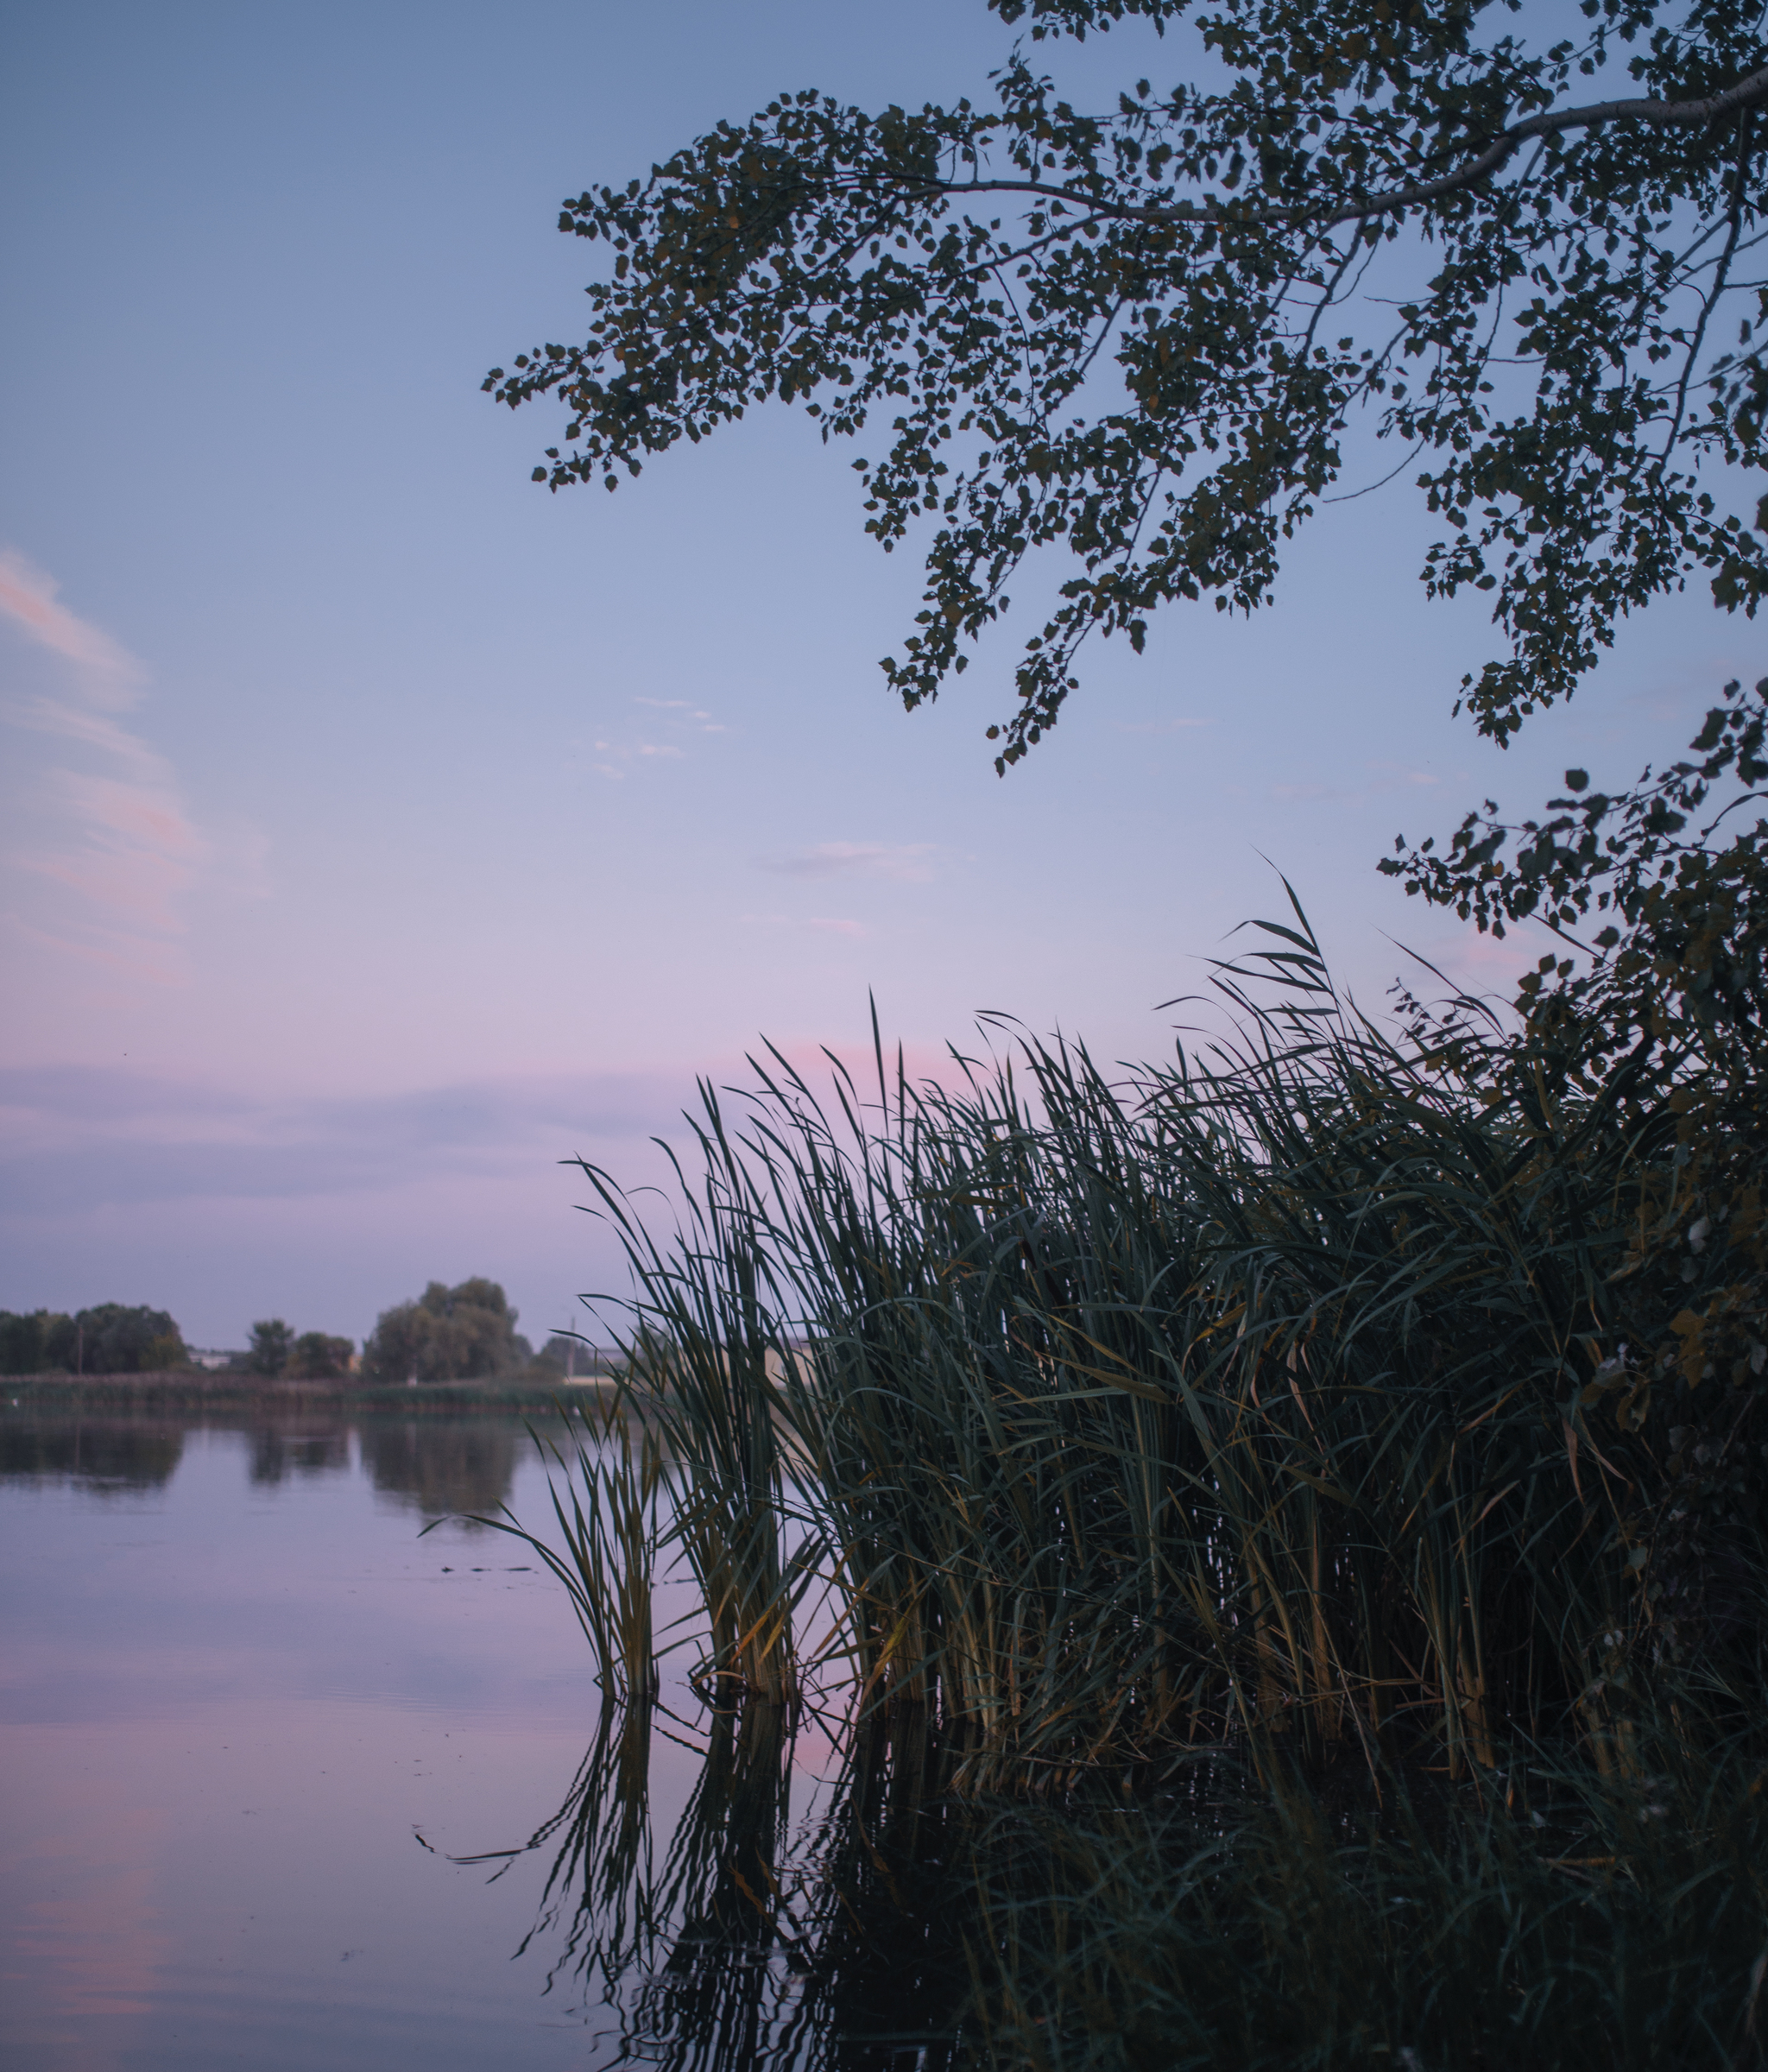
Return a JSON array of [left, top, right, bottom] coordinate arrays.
[[440, 894, 1768, 2064], [565, 899, 1764, 1791]]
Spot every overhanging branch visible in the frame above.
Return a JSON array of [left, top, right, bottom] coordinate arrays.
[[882, 62, 1768, 232]]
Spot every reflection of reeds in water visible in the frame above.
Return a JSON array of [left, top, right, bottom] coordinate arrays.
[[454, 1696, 658, 2008], [461, 1694, 975, 2070], [460, 1688, 1768, 2071]]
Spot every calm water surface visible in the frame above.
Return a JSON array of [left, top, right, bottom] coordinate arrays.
[[0, 1408, 765, 2072]]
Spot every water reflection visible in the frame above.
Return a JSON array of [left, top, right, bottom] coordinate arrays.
[[0, 1406, 616, 2072], [248, 1422, 350, 1485], [461, 1702, 971, 2069], [1, 1409, 986, 2067], [0, 1409, 525, 1516], [0, 1418, 186, 1492], [359, 1418, 519, 1519]]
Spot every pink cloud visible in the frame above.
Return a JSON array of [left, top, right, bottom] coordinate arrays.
[[62, 774, 205, 862], [23, 850, 197, 934], [11, 694, 163, 774], [13, 784, 205, 945], [0, 550, 145, 705], [15, 756, 206, 943], [1, 550, 209, 967], [3, 913, 187, 986]]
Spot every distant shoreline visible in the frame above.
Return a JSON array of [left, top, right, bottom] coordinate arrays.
[[1, 1369, 618, 1415]]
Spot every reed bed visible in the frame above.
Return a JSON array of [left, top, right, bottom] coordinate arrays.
[[565, 900, 1764, 1793], [451, 897, 1768, 2064]]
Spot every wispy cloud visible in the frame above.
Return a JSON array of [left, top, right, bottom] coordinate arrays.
[[0, 548, 207, 975], [0, 550, 145, 705], [1114, 717, 1210, 735], [583, 695, 727, 776], [756, 841, 938, 883], [10, 692, 164, 774], [742, 912, 869, 939], [0, 1064, 693, 1216], [634, 696, 720, 728]]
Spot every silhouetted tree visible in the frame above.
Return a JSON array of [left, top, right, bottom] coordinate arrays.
[[0, 1304, 189, 1374], [361, 1278, 531, 1381], [248, 1318, 294, 1376]]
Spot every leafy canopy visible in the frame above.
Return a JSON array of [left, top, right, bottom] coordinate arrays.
[[488, 0, 1768, 768], [0, 1304, 186, 1375], [362, 1277, 533, 1382]]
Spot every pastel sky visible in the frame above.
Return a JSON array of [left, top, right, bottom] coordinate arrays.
[[2, 0, 1758, 1349]]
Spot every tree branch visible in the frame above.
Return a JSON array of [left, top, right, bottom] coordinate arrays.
[[898, 62, 1768, 232]]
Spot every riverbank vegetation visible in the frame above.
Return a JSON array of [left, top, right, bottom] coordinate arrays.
[[584, 734, 1766, 1782], [1, 1370, 613, 1417], [494, 685, 1768, 2063], [246, 1317, 356, 1378], [2, 1279, 602, 1390]]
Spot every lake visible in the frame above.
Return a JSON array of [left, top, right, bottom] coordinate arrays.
[[0, 1406, 907, 2072]]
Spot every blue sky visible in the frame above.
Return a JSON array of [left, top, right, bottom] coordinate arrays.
[[2, 0, 1758, 1349]]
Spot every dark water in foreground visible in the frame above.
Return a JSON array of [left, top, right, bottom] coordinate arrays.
[[0, 1408, 855, 2072]]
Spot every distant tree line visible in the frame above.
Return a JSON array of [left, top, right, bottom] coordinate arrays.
[[1, 1279, 593, 1385], [0, 1304, 186, 1376]]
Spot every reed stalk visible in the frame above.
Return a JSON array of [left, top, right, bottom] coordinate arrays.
[[432, 1393, 663, 1701]]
